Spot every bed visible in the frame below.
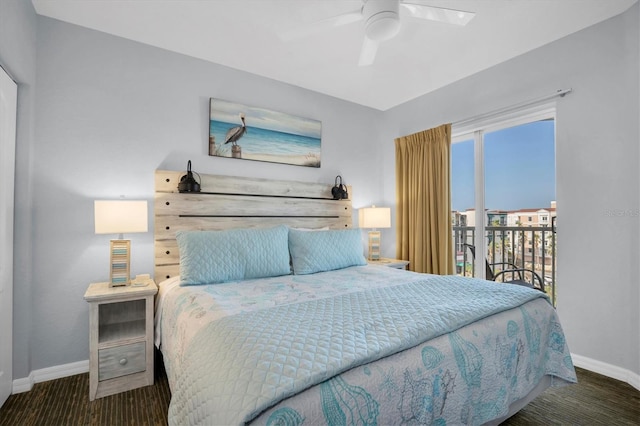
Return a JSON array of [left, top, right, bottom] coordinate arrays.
[[153, 170, 576, 425]]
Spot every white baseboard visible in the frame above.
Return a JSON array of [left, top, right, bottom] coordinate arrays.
[[12, 360, 89, 394], [12, 373, 34, 394], [571, 353, 640, 391]]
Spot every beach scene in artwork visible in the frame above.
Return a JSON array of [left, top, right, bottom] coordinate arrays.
[[209, 99, 322, 168]]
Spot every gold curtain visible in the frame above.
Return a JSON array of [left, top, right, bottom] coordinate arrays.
[[395, 124, 454, 274]]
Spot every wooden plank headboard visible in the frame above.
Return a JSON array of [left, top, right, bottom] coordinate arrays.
[[154, 170, 353, 281]]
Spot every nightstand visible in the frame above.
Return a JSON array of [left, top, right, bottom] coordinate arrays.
[[368, 258, 410, 269], [84, 280, 158, 401]]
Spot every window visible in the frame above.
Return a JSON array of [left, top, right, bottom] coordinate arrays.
[[451, 102, 556, 295]]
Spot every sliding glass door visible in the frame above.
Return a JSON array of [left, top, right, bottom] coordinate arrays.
[[451, 138, 475, 276], [451, 107, 557, 302]]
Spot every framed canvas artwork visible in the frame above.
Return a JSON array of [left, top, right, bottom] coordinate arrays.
[[209, 98, 321, 168]]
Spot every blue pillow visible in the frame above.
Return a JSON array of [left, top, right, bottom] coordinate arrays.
[[176, 226, 291, 285], [288, 228, 367, 275]]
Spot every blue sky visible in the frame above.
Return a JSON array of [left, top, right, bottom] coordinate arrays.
[[451, 120, 556, 211]]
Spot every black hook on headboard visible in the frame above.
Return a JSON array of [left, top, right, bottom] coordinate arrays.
[[331, 175, 348, 200], [178, 160, 201, 193]]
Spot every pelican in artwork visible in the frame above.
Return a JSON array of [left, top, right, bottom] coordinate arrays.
[[224, 113, 247, 146]]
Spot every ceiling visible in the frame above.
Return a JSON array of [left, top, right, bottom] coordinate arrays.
[[31, 0, 637, 111]]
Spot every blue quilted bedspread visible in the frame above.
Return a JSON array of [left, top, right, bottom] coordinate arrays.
[[165, 273, 572, 425]]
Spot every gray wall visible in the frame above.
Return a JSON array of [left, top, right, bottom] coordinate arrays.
[[3, 1, 639, 382], [25, 16, 385, 375], [0, 0, 38, 382], [30, 18, 388, 373], [382, 4, 639, 377]]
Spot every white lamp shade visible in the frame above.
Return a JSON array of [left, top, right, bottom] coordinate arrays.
[[94, 200, 148, 234], [359, 206, 391, 229]]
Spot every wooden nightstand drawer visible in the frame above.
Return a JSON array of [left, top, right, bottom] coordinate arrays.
[[99, 342, 146, 381]]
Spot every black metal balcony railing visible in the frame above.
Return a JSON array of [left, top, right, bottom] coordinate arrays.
[[453, 226, 556, 305]]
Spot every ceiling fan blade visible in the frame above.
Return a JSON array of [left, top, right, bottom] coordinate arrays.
[[401, 2, 475, 26], [279, 10, 363, 41], [358, 36, 379, 67]]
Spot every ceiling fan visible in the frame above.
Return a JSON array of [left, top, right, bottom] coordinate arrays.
[[280, 0, 475, 66]]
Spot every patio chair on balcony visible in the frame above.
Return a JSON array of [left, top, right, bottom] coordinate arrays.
[[462, 244, 545, 293]]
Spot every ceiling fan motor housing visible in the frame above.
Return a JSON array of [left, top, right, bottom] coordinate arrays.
[[363, 0, 400, 41]]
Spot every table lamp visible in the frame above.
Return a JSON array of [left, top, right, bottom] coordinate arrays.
[[359, 205, 391, 261], [94, 200, 148, 286]]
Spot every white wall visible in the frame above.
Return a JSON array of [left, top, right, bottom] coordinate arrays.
[[382, 4, 639, 379], [13, 15, 386, 377], [0, 0, 38, 382]]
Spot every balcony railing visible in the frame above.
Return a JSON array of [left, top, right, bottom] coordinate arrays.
[[453, 225, 556, 305]]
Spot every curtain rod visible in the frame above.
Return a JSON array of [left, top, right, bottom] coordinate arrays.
[[453, 88, 572, 128]]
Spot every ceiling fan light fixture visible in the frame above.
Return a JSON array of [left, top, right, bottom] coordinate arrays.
[[363, 0, 401, 42], [365, 12, 400, 41]]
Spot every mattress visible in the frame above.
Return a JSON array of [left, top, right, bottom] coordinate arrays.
[[155, 265, 576, 425]]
